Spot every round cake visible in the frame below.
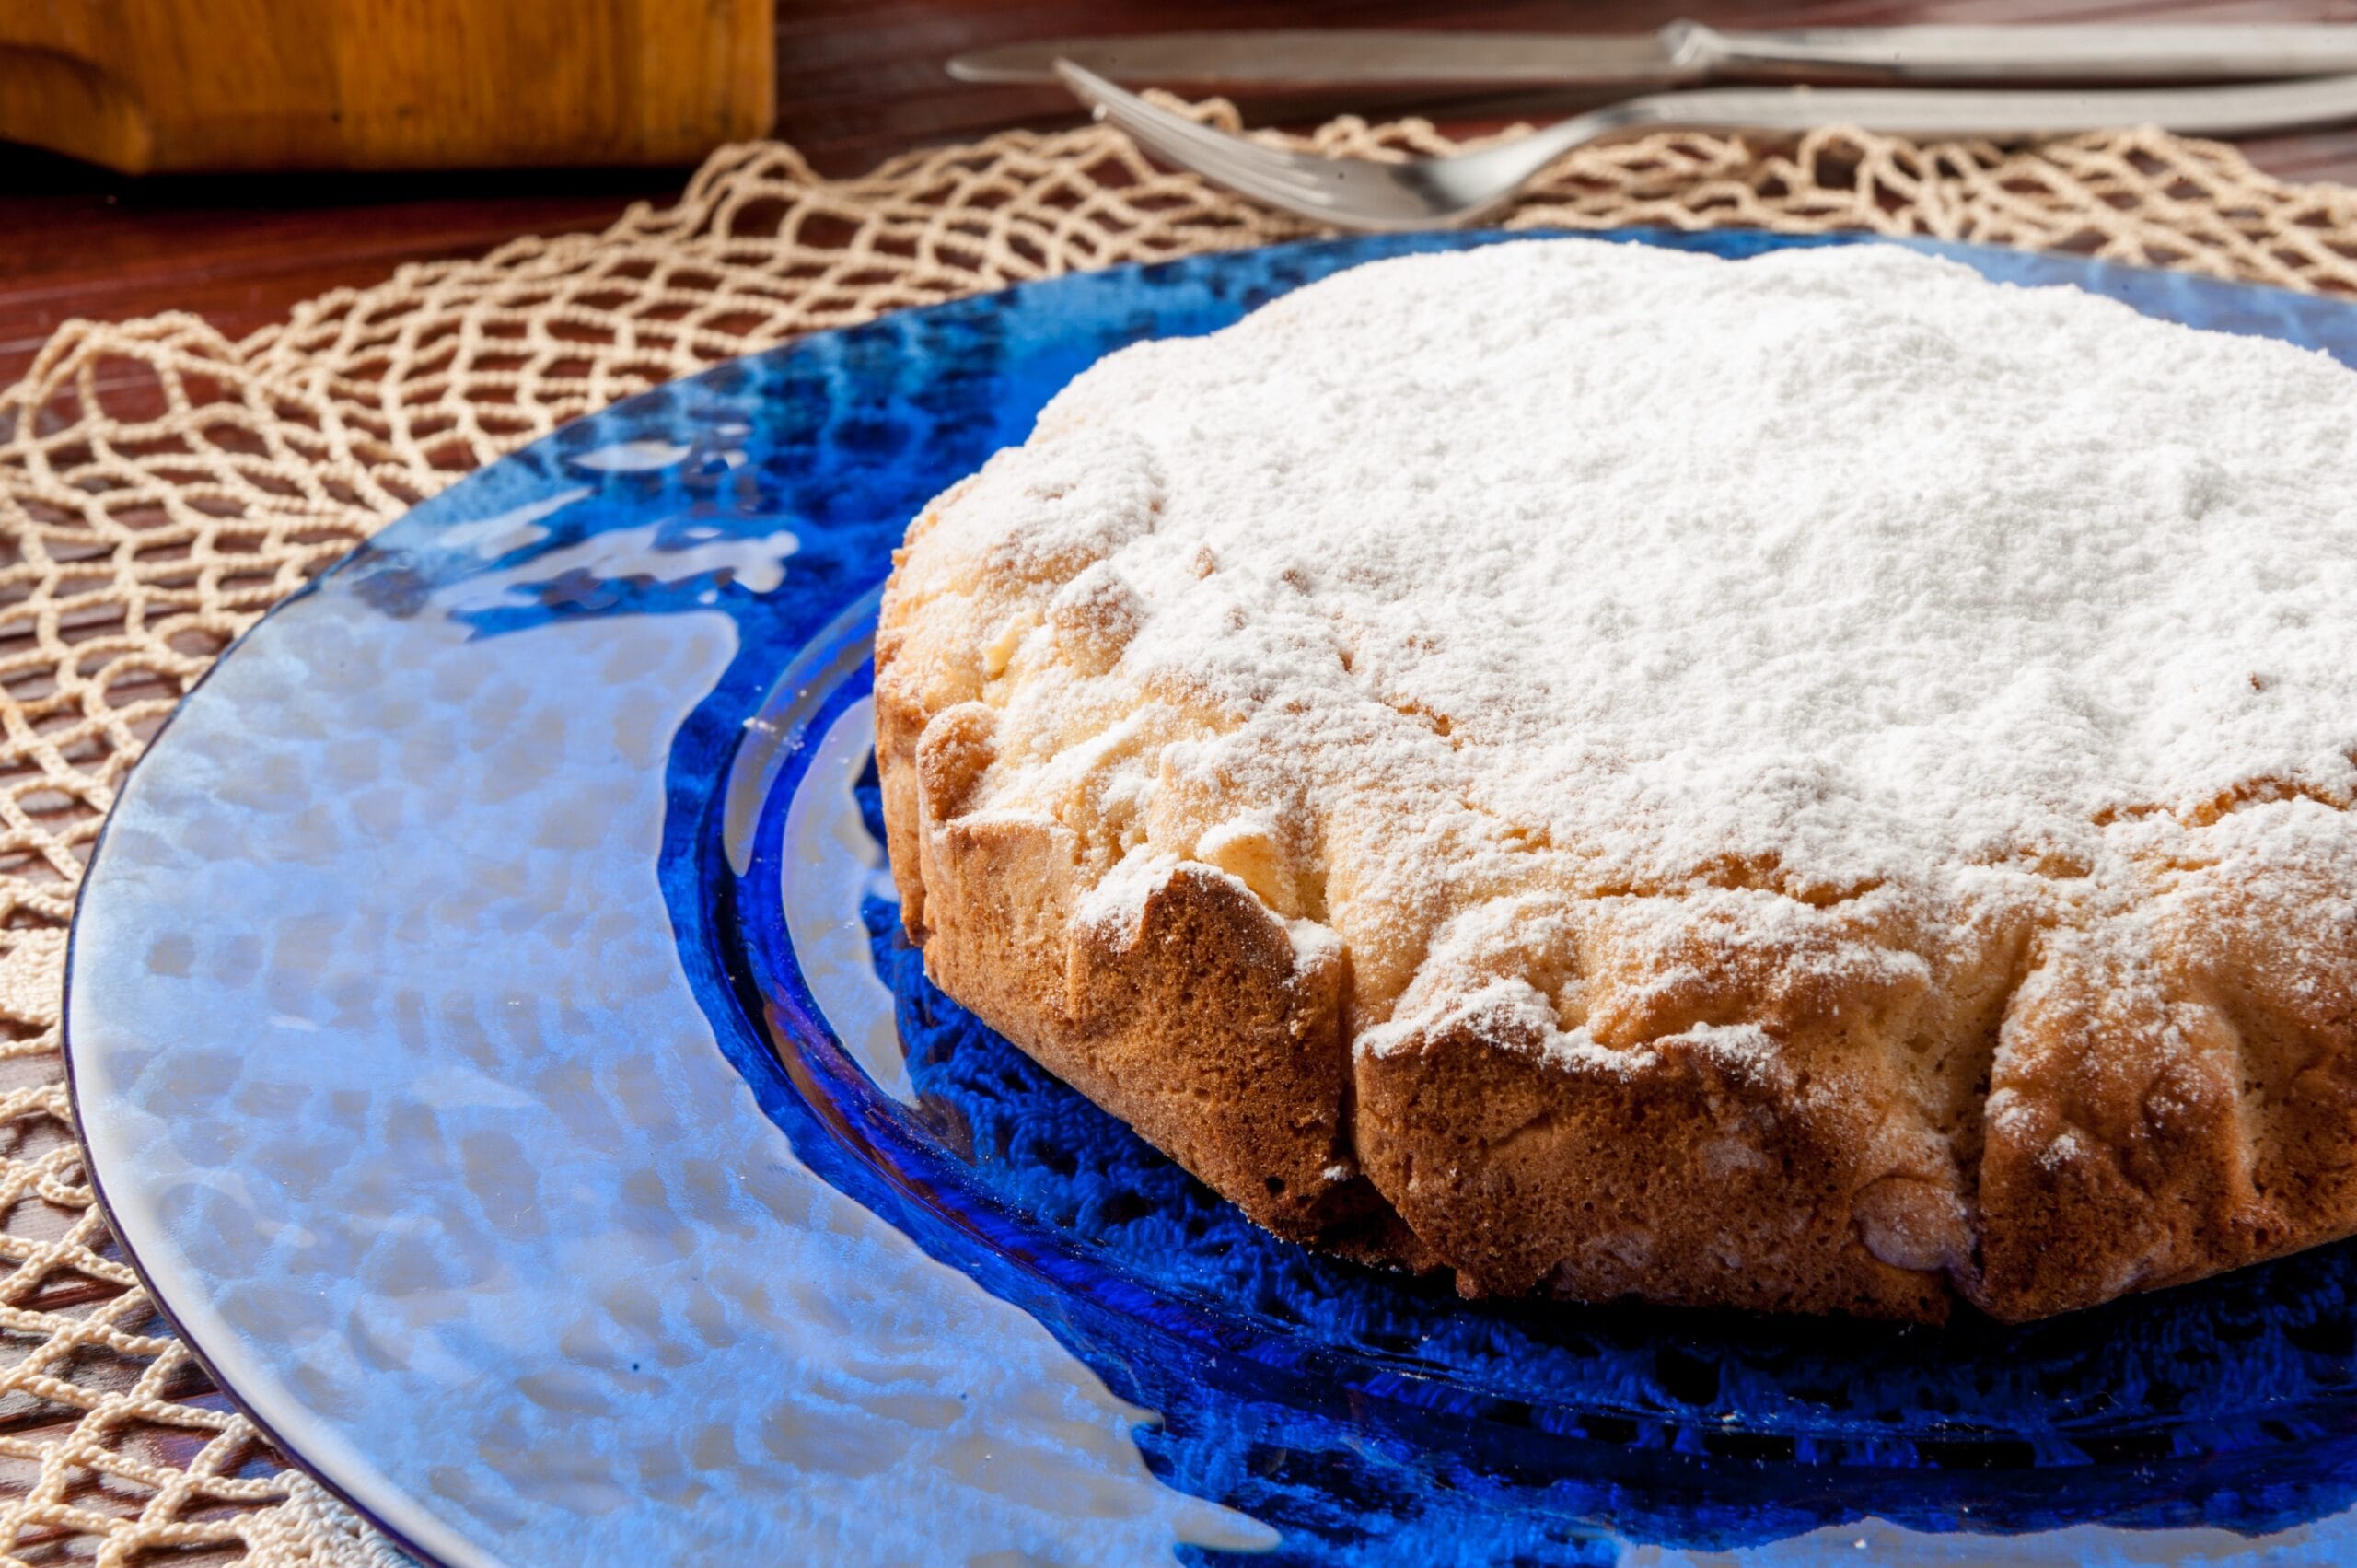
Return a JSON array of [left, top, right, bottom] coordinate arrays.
[[874, 238, 2357, 1322]]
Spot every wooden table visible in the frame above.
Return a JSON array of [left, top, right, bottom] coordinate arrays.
[[8, 0, 2357, 394]]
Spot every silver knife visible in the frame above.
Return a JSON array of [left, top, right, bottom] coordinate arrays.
[[948, 23, 2357, 91]]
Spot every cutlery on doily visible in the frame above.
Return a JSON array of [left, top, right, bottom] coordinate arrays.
[[1052, 62, 2357, 234], [955, 24, 2357, 91]]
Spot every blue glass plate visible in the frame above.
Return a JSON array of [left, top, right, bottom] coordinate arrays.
[[63, 230, 2357, 1567]]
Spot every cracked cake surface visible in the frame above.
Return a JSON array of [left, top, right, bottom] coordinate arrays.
[[874, 238, 2357, 1322]]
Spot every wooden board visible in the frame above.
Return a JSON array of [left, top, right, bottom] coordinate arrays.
[[0, 0, 775, 173]]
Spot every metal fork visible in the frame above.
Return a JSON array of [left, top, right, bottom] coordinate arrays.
[[1057, 60, 2357, 232]]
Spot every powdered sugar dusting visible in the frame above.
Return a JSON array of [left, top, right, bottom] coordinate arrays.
[[911, 238, 2357, 1051]]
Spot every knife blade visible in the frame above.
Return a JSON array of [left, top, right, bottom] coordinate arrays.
[[947, 23, 2357, 92]]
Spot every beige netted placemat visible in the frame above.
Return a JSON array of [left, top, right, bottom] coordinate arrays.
[[6, 102, 2357, 1563]]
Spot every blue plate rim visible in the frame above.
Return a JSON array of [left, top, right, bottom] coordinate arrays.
[[57, 226, 2357, 1566]]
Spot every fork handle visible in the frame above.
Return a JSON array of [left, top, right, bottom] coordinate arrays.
[[1695, 23, 2357, 86], [1602, 73, 2357, 141]]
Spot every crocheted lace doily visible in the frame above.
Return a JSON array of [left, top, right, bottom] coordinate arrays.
[[5, 103, 2355, 1561]]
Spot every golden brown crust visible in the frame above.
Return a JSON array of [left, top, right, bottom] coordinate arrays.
[[1353, 1017, 1956, 1321], [877, 626, 1394, 1244], [875, 475, 2357, 1326], [1968, 870, 2357, 1320]]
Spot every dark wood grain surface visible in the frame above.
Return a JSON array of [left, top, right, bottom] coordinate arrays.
[[5, 4, 2356, 1557], [8, 0, 2357, 390]]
